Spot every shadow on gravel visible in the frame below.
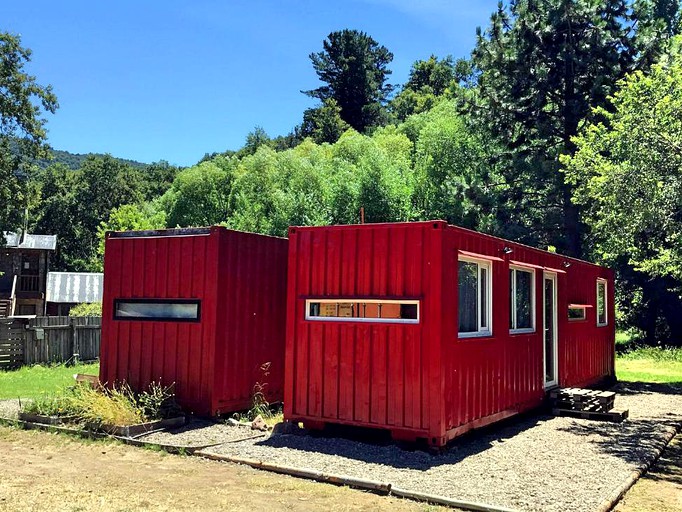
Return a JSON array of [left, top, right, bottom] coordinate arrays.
[[614, 381, 682, 395], [255, 413, 550, 470], [554, 382, 682, 467]]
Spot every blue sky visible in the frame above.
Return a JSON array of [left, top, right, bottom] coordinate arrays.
[[4, 1, 498, 167]]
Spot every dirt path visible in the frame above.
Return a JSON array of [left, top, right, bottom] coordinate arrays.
[[615, 434, 682, 512], [0, 427, 437, 512]]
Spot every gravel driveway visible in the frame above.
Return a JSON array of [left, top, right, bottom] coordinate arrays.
[[201, 383, 682, 512], [1, 383, 679, 511]]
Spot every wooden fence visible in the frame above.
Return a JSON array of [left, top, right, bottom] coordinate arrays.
[[0, 316, 101, 369], [0, 320, 25, 369]]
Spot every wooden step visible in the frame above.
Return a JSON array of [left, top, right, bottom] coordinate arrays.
[[552, 408, 629, 423]]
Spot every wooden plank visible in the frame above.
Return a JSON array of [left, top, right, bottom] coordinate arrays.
[[552, 408, 628, 422]]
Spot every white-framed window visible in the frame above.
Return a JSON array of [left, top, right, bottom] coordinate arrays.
[[568, 305, 588, 321], [509, 266, 535, 333], [458, 256, 492, 337], [305, 299, 419, 324], [597, 280, 608, 326]]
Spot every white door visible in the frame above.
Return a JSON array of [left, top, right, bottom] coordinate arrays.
[[543, 272, 559, 388]]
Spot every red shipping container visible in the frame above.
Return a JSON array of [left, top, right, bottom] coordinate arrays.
[[284, 221, 615, 447], [100, 227, 288, 416]]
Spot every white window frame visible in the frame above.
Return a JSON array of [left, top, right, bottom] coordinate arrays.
[[568, 306, 588, 321], [304, 299, 420, 324], [458, 256, 493, 338], [509, 265, 536, 334], [596, 279, 608, 327]]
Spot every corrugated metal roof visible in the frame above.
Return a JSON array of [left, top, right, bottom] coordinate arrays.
[[2, 232, 21, 247], [2, 232, 57, 250], [46, 272, 103, 304]]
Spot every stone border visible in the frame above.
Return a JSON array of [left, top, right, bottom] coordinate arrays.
[[594, 422, 682, 512], [2, 414, 680, 512]]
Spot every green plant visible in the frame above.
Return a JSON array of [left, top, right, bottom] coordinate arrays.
[[248, 362, 273, 420], [137, 381, 181, 419], [69, 302, 102, 317], [69, 382, 143, 427], [21, 392, 78, 417]]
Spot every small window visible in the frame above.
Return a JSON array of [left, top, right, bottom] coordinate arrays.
[[114, 299, 201, 322], [509, 267, 535, 332], [305, 299, 419, 324], [597, 280, 608, 326], [458, 257, 492, 337], [568, 306, 587, 321]]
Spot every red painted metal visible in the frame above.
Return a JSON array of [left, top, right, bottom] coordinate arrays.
[[284, 221, 615, 447], [100, 226, 288, 416]]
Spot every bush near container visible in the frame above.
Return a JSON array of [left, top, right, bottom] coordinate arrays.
[[19, 381, 185, 435]]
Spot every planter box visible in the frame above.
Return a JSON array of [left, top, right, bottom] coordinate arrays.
[[18, 412, 77, 425], [97, 416, 186, 437]]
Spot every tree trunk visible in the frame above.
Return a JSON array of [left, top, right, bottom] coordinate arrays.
[[561, 181, 582, 258]]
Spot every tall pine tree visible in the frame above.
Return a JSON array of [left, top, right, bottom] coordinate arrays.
[[471, 0, 680, 257], [304, 30, 393, 133]]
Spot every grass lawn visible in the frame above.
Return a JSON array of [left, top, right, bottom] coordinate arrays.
[[616, 346, 682, 385], [0, 362, 100, 399]]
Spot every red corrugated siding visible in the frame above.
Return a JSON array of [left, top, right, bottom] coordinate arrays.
[[212, 229, 288, 414], [100, 227, 287, 416], [285, 221, 615, 446], [284, 222, 442, 437]]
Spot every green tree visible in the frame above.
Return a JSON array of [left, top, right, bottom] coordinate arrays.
[[0, 32, 58, 240], [93, 203, 166, 270], [304, 29, 393, 133], [301, 98, 350, 144], [390, 56, 472, 121], [142, 160, 180, 200], [564, 53, 682, 342], [410, 101, 498, 229], [471, 0, 680, 257], [35, 156, 145, 270], [160, 157, 235, 227]]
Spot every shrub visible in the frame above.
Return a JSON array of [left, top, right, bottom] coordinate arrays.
[[69, 302, 102, 317], [68, 382, 143, 426], [22, 392, 79, 417]]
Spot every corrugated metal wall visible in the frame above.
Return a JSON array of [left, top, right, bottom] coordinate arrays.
[[285, 222, 615, 446], [284, 222, 443, 437], [100, 227, 288, 416], [444, 226, 615, 434], [212, 229, 288, 414], [100, 230, 219, 414]]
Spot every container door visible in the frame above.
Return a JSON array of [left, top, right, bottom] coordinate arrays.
[[543, 272, 558, 388]]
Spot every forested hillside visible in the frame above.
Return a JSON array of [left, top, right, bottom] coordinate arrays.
[[36, 149, 149, 170], [2, 1, 682, 344]]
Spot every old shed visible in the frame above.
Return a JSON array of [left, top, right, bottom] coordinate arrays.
[[100, 227, 288, 415], [284, 221, 615, 447]]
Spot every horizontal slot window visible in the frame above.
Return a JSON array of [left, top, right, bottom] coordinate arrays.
[[114, 299, 201, 322], [305, 299, 419, 323]]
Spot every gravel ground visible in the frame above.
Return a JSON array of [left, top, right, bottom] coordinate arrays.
[[201, 383, 682, 512], [0, 399, 21, 420], [137, 418, 266, 447]]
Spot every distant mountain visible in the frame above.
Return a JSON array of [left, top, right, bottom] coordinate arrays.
[[36, 149, 149, 170]]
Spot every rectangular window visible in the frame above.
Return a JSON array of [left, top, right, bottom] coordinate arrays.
[[458, 257, 492, 337], [509, 267, 535, 332], [305, 299, 419, 324], [568, 306, 587, 321], [114, 299, 201, 322], [597, 280, 608, 326]]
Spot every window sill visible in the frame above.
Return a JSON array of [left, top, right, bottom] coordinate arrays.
[[510, 328, 535, 335], [597, 323, 608, 327], [458, 331, 492, 340]]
